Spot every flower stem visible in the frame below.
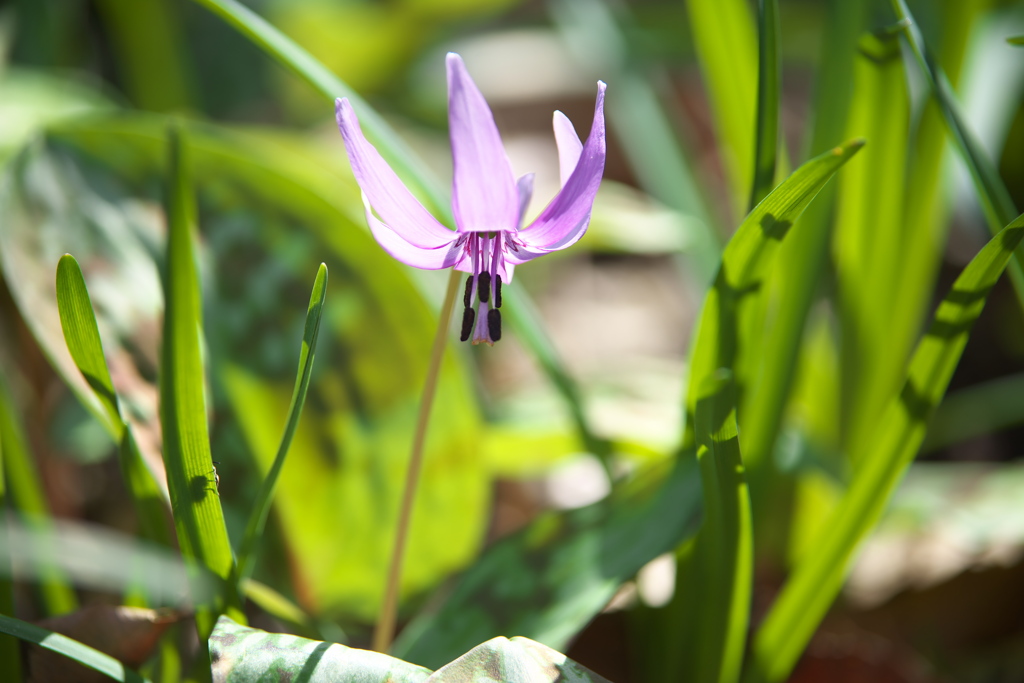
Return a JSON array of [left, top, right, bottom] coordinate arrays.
[[372, 268, 462, 653]]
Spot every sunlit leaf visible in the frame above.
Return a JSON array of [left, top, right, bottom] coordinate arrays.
[[0, 613, 149, 683], [746, 211, 1024, 683]]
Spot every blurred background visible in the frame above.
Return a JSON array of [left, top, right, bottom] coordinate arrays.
[[3, 0, 1024, 681]]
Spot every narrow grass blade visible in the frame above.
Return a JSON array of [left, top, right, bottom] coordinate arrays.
[[56, 254, 123, 437], [234, 263, 327, 586], [685, 140, 865, 435], [833, 30, 911, 469], [692, 371, 751, 683], [159, 125, 242, 640], [737, 0, 867, 472], [685, 0, 758, 213], [746, 212, 1024, 683], [0, 613, 150, 683], [0, 373, 78, 615], [56, 254, 171, 559], [189, 0, 447, 216], [749, 0, 780, 210], [891, 0, 1024, 306]]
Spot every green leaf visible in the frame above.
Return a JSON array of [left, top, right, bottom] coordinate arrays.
[[1008, 34, 1024, 46], [0, 613, 149, 683], [0, 372, 78, 616], [891, 0, 1024, 305], [685, 0, 758, 213], [685, 139, 864, 434], [56, 254, 171, 568], [746, 211, 1024, 683], [426, 637, 612, 683], [159, 124, 242, 640], [234, 263, 327, 586], [210, 617, 612, 683], [691, 371, 751, 683], [749, 0, 780, 210], [56, 254, 123, 437], [393, 455, 701, 669], [832, 29, 911, 469], [210, 616, 432, 683]]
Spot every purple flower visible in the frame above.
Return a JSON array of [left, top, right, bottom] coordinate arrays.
[[336, 53, 606, 345]]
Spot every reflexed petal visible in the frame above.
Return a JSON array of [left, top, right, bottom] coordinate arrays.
[[446, 53, 519, 233], [336, 98, 454, 249], [516, 173, 535, 228], [553, 111, 583, 187], [361, 194, 460, 270], [518, 82, 607, 251]]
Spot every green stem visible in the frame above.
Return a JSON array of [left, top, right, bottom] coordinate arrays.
[[372, 269, 461, 653]]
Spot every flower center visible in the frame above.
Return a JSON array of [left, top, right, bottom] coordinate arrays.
[[459, 232, 505, 344]]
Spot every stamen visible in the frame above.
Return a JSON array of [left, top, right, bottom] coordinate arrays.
[[460, 307, 475, 342], [495, 274, 502, 308], [487, 308, 502, 342], [478, 272, 491, 303], [463, 275, 474, 307]]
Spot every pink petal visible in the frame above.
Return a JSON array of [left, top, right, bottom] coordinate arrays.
[[336, 98, 455, 249], [446, 53, 519, 233], [516, 173, 535, 228], [517, 82, 606, 251], [553, 111, 583, 187], [362, 193, 461, 270]]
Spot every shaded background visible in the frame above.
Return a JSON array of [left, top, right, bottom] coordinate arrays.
[[3, 0, 1024, 681]]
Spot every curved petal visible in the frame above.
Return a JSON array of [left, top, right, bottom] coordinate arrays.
[[518, 82, 606, 251], [336, 98, 454, 249], [446, 53, 519, 233], [553, 111, 583, 187], [516, 173, 535, 228], [362, 194, 461, 270]]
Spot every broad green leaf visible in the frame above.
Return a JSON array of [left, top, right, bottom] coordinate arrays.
[[691, 371, 750, 683], [425, 637, 612, 683], [234, 263, 327, 586], [394, 454, 701, 669], [832, 30, 910, 469], [685, 0, 758, 213], [891, 0, 1024, 306], [0, 372, 77, 615], [210, 616, 432, 683], [746, 211, 1024, 683], [685, 139, 864, 434], [210, 617, 611, 683], [0, 613, 149, 683], [159, 125, 242, 640], [749, 0, 780, 210]]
